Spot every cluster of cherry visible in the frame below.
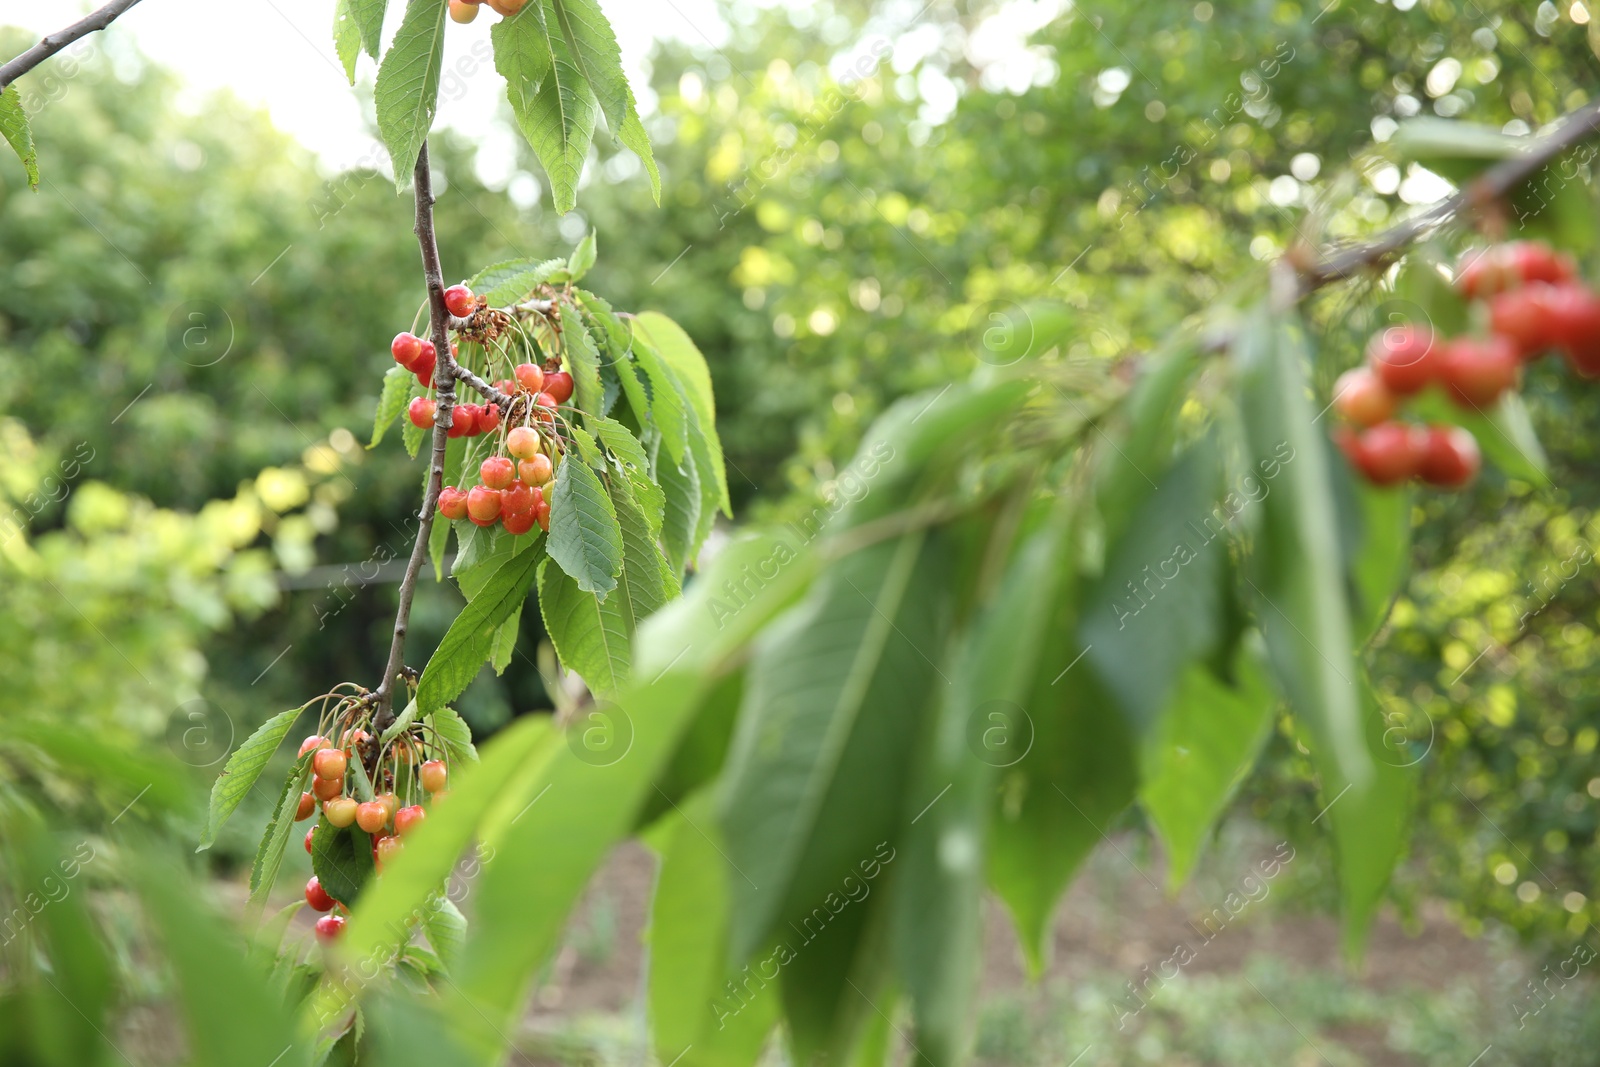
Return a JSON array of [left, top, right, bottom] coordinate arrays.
[[291, 732, 448, 942], [1333, 240, 1586, 488]]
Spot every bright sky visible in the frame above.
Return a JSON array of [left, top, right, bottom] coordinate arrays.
[[10, 0, 729, 172]]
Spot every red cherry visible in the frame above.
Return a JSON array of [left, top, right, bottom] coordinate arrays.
[[394, 805, 426, 837], [315, 914, 346, 942], [375, 835, 403, 869], [413, 351, 437, 389], [448, 403, 478, 439], [1509, 241, 1576, 287], [391, 333, 424, 369], [298, 735, 329, 758], [502, 508, 536, 535], [543, 371, 574, 404], [305, 826, 316, 854], [1353, 422, 1424, 486], [1332, 367, 1395, 427], [420, 760, 448, 793], [444, 284, 477, 318], [324, 796, 359, 828], [533, 392, 559, 424], [1439, 336, 1519, 409], [1546, 285, 1600, 377], [493, 378, 516, 396], [477, 403, 501, 434], [1417, 425, 1481, 489], [312, 775, 343, 802], [506, 426, 541, 459], [1366, 324, 1438, 395], [312, 748, 348, 781], [534, 497, 551, 532], [480, 456, 515, 490], [296, 791, 315, 821], [518, 453, 553, 486], [355, 800, 389, 834], [1489, 284, 1562, 358], [466, 486, 503, 526], [408, 396, 437, 428], [1457, 241, 1576, 298], [514, 363, 546, 394], [1456, 247, 1517, 299], [306, 876, 336, 913], [437, 486, 469, 521]]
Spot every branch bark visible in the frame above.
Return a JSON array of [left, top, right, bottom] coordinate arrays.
[[373, 141, 461, 733], [0, 0, 145, 91], [1289, 96, 1600, 299]]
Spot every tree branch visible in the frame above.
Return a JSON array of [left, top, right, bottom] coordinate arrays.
[[1289, 96, 1600, 299], [373, 141, 461, 733], [0, 0, 145, 91]]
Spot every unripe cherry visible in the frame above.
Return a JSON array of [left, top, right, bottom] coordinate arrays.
[[507, 426, 541, 459], [298, 735, 329, 757], [543, 370, 574, 404], [313, 747, 348, 781], [355, 800, 389, 834], [376, 793, 400, 818], [438, 486, 469, 521], [312, 775, 343, 802], [1439, 335, 1519, 409], [391, 333, 423, 368], [408, 396, 436, 428], [420, 760, 448, 793], [296, 791, 316, 821], [514, 363, 545, 394], [466, 485, 503, 526], [1366, 324, 1438, 395], [394, 805, 427, 837], [480, 456, 515, 490], [324, 796, 359, 828], [478, 403, 501, 434], [449, 0, 480, 23], [1332, 367, 1394, 427], [315, 914, 346, 942], [518, 453, 553, 486], [306, 876, 336, 913], [444, 284, 477, 318], [375, 835, 403, 869], [1417, 425, 1481, 489]]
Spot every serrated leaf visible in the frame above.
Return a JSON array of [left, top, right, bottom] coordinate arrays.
[[575, 289, 631, 356], [352, 0, 388, 58], [612, 473, 677, 619], [544, 0, 659, 201], [566, 230, 596, 281], [547, 451, 624, 596], [333, 0, 363, 84], [374, 0, 447, 185], [381, 698, 421, 744], [249, 754, 314, 907], [595, 416, 663, 534], [371, 365, 415, 449], [492, 5, 597, 214], [417, 550, 543, 714], [633, 312, 729, 515], [199, 706, 305, 850], [491, 606, 522, 674], [562, 304, 605, 420], [614, 348, 650, 427], [538, 560, 631, 695], [312, 821, 377, 908], [631, 339, 688, 464], [467, 256, 568, 306], [429, 707, 478, 764], [0, 85, 39, 189], [658, 448, 701, 574]]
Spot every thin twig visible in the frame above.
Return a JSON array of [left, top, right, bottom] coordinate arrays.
[[454, 364, 514, 408], [1289, 96, 1600, 298], [0, 0, 145, 90], [373, 142, 461, 733]]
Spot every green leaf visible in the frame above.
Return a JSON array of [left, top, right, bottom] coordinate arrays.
[[562, 299, 605, 418], [544, 0, 660, 200], [631, 338, 689, 464], [0, 85, 39, 189], [374, 0, 447, 185], [538, 559, 632, 695], [613, 345, 651, 427], [1235, 308, 1371, 793], [429, 707, 478, 764], [1334, 466, 1412, 645], [371, 365, 415, 449], [249, 753, 314, 908], [351, 0, 388, 59], [312, 820, 378, 908], [424, 897, 469, 973], [633, 311, 730, 514], [492, 5, 598, 214], [381, 697, 421, 744], [403, 396, 429, 457], [491, 607, 522, 674], [417, 549, 542, 714], [546, 450, 624, 596], [595, 416, 663, 534], [611, 472, 677, 620], [333, 0, 363, 84], [1139, 645, 1276, 889], [429, 507, 453, 582], [575, 288, 632, 357], [566, 230, 597, 281], [657, 448, 701, 574], [720, 531, 948, 964], [468, 256, 567, 306], [199, 705, 304, 850]]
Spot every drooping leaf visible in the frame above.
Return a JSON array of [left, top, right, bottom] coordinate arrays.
[[658, 447, 702, 574], [631, 338, 689, 464], [492, 5, 598, 214], [491, 607, 522, 674], [611, 472, 677, 621], [371, 365, 415, 449], [468, 256, 568, 306], [595, 417, 664, 535], [374, 0, 447, 185], [543, 0, 660, 200], [429, 707, 478, 764], [1139, 645, 1276, 889], [562, 300, 605, 418], [312, 820, 378, 908], [537, 560, 631, 695], [248, 753, 314, 907], [381, 698, 421, 744], [416, 549, 542, 714], [546, 451, 624, 596], [633, 311, 730, 514], [0, 86, 38, 189], [423, 897, 469, 973], [566, 230, 597, 281], [351, 0, 389, 59], [199, 705, 304, 850], [333, 0, 364, 84]]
